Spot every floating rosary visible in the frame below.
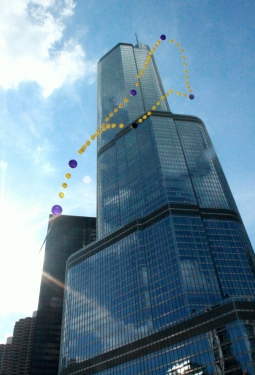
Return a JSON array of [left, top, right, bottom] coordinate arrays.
[[51, 34, 195, 216]]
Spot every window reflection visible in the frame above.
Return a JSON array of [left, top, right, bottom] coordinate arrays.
[[167, 360, 206, 374]]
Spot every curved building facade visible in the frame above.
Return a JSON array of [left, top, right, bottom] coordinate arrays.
[[59, 43, 255, 375]]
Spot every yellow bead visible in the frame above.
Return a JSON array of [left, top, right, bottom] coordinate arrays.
[[170, 39, 174, 43], [105, 117, 109, 122], [149, 51, 153, 55], [176, 43, 180, 46], [102, 127, 106, 131], [189, 90, 193, 93], [86, 140, 91, 146], [66, 173, 71, 179], [143, 65, 147, 69], [138, 119, 143, 123], [135, 82, 140, 86], [111, 123, 116, 128], [59, 192, 65, 198], [157, 40, 161, 44], [90, 135, 95, 140], [156, 101, 160, 105], [184, 63, 187, 66], [161, 95, 165, 100], [124, 98, 129, 103], [152, 106, 156, 110], [119, 123, 124, 128], [114, 108, 118, 113], [169, 89, 174, 93], [180, 49, 184, 52], [166, 93, 169, 96], [147, 111, 151, 116], [78, 150, 83, 154], [81, 145, 86, 151], [187, 86, 190, 89], [137, 74, 141, 79], [184, 70, 188, 73], [182, 56, 186, 59], [97, 129, 102, 134], [145, 59, 150, 63], [143, 115, 147, 119], [140, 70, 144, 74], [183, 94, 187, 97], [185, 76, 189, 79], [147, 55, 151, 60], [152, 47, 156, 51], [109, 112, 114, 117], [62, 183, 67, 188], [186, 82, 189, 85], [177, 92, 181, 95], [119, 103, 123, 108], [106, 124, 111, 129]]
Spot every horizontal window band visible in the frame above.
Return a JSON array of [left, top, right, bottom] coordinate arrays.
[[97, 112, 205, 156], [60, 300, 255, 375], [66, 204, 241, 270]]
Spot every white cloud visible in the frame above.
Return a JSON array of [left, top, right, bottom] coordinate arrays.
[[32, 139, 56, 174], [60, 0, 75, 17], [0, 161, 7, 170], [83, 175, 91, 184], [0, 199, 44, 319], [0, 0, 97, 96], [41, 161, 56, 174]]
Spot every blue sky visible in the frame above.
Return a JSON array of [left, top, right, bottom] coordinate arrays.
[[0, 0, 255, 343]]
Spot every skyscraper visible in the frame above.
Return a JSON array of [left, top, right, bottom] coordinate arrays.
[[30, 215, 96, 375], [58, 42, 255, 375]]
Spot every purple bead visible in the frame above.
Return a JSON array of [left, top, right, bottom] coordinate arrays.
[[189, 94, 195, 100], [51, 205, 63, 215], [130, 89, 137, 96], [69, 159, 78, 168], [160, 35, 166, 40]]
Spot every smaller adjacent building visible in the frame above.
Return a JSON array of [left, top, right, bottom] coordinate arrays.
[[30, 215, 96, 375], [0, 313, 37, 375], [1, 214, 96, 375]]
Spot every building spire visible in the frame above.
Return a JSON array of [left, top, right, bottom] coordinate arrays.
[[135, 33, 139, 45]]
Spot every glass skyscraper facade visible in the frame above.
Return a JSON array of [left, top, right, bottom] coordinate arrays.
[[59, 43, 255, 374]]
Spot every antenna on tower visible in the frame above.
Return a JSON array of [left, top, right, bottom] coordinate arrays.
[[135, 33, 139, 45]]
